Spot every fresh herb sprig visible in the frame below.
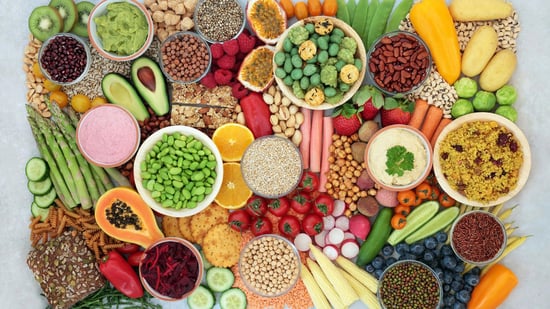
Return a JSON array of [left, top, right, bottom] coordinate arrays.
[[385, 145, 414, 176]]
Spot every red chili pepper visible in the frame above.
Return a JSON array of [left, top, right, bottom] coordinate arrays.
[[239, 92, 273, 138], [99, 250, 144, 298]]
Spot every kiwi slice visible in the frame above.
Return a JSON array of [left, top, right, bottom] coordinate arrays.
[[49, 0, 78, 32], [72, 1, 94, 37], [28, 5, 63, 42]]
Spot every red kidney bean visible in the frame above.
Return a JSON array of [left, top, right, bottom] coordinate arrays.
[[40, 35, 88, 83]]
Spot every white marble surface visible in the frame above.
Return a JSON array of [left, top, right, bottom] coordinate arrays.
[[1, 0, 549, 308]]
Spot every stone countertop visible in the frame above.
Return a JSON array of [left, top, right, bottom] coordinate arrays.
[[1, 0, 549, 308]]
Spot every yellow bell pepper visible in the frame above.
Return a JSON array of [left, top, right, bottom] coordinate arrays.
[[409, 0, 461, 85], [468, 264, 518, 309]]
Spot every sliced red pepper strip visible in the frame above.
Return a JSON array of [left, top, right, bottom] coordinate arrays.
[[239, 92, 273, 138]]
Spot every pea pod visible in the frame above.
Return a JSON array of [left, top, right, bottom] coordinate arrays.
[[336, 0, 351, 25], [347, 0, 357, 25], [385, 0, 413, 32], [363, 0, 379, 46], [350, 0, 369, 42], [366, 0, 395, 49], [356, 207, 393, 267]]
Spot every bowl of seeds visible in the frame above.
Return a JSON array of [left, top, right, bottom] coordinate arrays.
[[378, 260, 442, 309], [193, 0, 245, 43], [239, 234, 300, 297], [240, 135, 303, 198]]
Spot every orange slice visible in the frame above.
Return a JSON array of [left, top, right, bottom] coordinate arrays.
[[215, 162, 252, 209], [212, 123, 254, 162]]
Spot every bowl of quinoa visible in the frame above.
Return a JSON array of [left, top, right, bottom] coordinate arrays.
[[433, 113, 531, 207]]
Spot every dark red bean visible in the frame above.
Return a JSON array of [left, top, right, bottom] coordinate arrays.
[[40, 35, 87, 83], [451, 212, 505, 263]]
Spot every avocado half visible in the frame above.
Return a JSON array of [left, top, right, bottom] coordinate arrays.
[[131, 57, 170, 116], [101, 73, 150, 121]]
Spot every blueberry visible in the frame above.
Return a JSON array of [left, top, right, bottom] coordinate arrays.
[[395, 242, 410, 255], [424, 236, 438, 249], [423, 250, 436, 262], [453, 263, 465, 274], [464, 273, 480, 286], [456, 290, 471, 303], [372, 256, 385, 269], [435, 231, 448, 243], [444, 295, 456, 307], [364, 263, 375, 273], [443, 284, 451, 293], [433, 248, 441, 257], [453, 302, 466, 309], [469, 267, 481, 276], [385, 257, 397, 267], [404, 253, 417, 260], [441, 244, 453, 256], [451, 280, 463, 292], [434, 267, 445, 281], [442, 256, 458, 270], [463, 285, 473, 293], [381, 244, 394, 256], [443, 272, 454, 284], [410, 243, 425, 255], [374, 269, 384, 279]]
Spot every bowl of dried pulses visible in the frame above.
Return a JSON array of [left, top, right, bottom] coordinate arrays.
[[240, 135, 303, 198], [38, 33, 91, 85], [193, 0, 245, 43], [450, 210, 507, 266], [239, 234, 300, 297], [366, 31, 432, 97], [159, 31, 212, 84], [433, 112, 531, 207], [273, 16, 367, 110], [378, 260, 442, 309], [139, 237, 203, 301]]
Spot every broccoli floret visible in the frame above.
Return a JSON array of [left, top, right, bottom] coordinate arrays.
[[320, 65, 338, 88], [337, 48, 355, 64], [288, 26, 310, 45], [340, 37, 357, 55]]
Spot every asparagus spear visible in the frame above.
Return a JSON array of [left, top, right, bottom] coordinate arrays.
[[105, 167, 132, 188]]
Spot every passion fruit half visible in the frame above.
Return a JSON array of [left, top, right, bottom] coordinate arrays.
[[246, 0, 287, 45], [237, 46, 275, 92]]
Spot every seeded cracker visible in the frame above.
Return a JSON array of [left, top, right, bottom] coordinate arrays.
[[203, 223, 242, 267], [26, 231, 105, 309], [161, 215, 184, 238], [190, 203, 229, 245], [178, 216, 195, 242]]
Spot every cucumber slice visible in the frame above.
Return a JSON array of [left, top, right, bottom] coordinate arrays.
[[31, 202, 50, 222], [405, 206, 460, 244], [200, 249, 213, 270], [25, 157, 48, 181], [34, 187, 57, 208], [206, 267, 235, 293], [28, 177, 52, 196], [387, 200, 440, 246], [187, 285, 215, 309], [220, 288, 247, 309]]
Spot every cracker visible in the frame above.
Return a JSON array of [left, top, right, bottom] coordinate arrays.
[[161, 216, 184, 238], [202, 223, 242, 268], [190, 203, 229, 244], [178, 216, 194, 242]]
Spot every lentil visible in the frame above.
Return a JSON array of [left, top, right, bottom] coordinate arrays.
[[195, 0, 244, 42], [40, 34, 88, 84], [241, 136, 302, 198], [451, 211, 506, 263], [379, 261, 441, 309], [160, 33, 210, 83]]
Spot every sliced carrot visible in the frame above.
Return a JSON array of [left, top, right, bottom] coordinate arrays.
[[430, 117, 452, 148], [420, 105, 444, 141], [408, 98, 429, 129], [299, 107, 313, 170], [318, 116, 333, 192], [309, 110, 324, 173]]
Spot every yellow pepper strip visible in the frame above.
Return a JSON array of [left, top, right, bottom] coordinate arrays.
[[409, 0, 461, 85], [468, 264, 518, 309]]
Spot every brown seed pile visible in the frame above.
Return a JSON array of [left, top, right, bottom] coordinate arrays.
[[195, 0, 244, 42], [239, 235, 300, 297], [161, 33, 210, 82]]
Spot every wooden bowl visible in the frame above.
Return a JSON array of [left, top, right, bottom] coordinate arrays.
[[433, 113, 531, 207], [273, 16, 367, 111]]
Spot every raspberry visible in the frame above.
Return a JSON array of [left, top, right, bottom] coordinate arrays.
[[216, 54, 236, 70], [231, 82, 249, 99], [222, 39, 239, 56], [200, 72, 217, 89], [214, 69, 233, 85], [237, 32, 257, 54], [210, 43, 224, 60]]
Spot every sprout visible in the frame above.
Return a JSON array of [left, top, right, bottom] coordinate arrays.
[[454, 77, 478, 98], [496, 85, 518, 105], [495, 106, 518, 122], [472, 91, 496, 112], [451, 99, 474, 119]]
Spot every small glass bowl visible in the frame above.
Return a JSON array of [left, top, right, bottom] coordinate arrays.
[[38, 33, 91, 86], [366, 31, 432, 97], [193, 0, 246, 43], [158, 31, 212, 84], [378, 260, 443, 309], [238, 234, 301, 297], [450, 210, 507, 266]]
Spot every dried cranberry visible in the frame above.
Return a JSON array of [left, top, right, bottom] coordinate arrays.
[[452, 144, 463, 152]]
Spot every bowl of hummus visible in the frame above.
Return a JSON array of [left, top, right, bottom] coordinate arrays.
[[88, 0, 154, 61], [365, 125, 432, 191]]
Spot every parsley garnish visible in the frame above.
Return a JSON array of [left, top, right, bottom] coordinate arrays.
[[385, 145, 414, 176]]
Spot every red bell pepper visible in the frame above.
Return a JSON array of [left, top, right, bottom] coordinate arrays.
[[239, 92, 273, 138], [99, 250, 144, 298]]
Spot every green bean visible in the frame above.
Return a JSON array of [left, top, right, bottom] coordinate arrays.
[[385, 0, 413, 32], [366, 0, 395, 49]]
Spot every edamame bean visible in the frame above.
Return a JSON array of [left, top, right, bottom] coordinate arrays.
[[291, 68, 303, 80], [274, 51, 286, 66], [291, 55, 303, 68]]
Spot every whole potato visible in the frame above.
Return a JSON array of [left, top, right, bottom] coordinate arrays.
[[462, 26, 498, 77], [479, 49, 517, 92], [449, 0, 513, 22]]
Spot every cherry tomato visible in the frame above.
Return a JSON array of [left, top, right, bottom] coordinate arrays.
[[290, 192, 312, 214], [126, 251, 144, 267], [228, 209, 252, 232], [278, 215, 301, 238], [396, 190, 416, 207], [439, 192, 456, 207], [267, 197, 291, 217], [391, 214, 407, 230], [394, 204, 411, 216], [302, 213, 324, 236], [299, 171, 319, 192], [116, 243, 140, 254], [415, 182, 432, 200], [429, 186, 441, 201], [251, 216, 273, 236], [312, 193, 334, 216], [245, 195, 268, 217]]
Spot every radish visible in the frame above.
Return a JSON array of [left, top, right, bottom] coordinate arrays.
[[344, 232, 356, 240], [322, 215, 335, 230], [326, 227, 345, 246], [314, 230, 327, 247], [332, 200, 346, 217], [294, 233, 312, 252], [335, 216, 350, 231], [340, 239, 360, 259], [322, 244, 339, 260], [349, 213, 371, 241]]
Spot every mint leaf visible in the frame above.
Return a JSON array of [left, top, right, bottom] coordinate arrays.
[[385, 145, 415, 176]]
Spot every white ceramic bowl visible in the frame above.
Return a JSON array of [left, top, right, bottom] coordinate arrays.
[[433, 112, 531, 207], [88, 0, 154, 61], [133, 126, 224, 217]]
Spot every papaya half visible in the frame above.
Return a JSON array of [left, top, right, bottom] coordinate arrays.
[[95, 187, 164, 248]]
